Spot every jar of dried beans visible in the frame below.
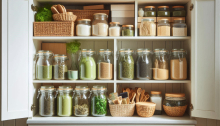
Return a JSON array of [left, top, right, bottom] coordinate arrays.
[[157, 19, 170, 36], [92, 13, 108, 36], [139, 18, 156, 36], [172, 18, 187, 36], [53, 54, 68, 80]]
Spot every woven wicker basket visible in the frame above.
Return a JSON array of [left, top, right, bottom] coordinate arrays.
[[136, 102, 156, 117], [34, 21, 74, 36], [109, 103, 135, 117], [53, 13, 77, 22], [163, 105, 187, 117]]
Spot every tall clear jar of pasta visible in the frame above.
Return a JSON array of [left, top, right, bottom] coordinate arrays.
[[92, 13, 108, 36], [53, 54, 68, 80]]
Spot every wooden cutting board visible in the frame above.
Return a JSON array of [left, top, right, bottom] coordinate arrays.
[[41, 43, 66, 55]]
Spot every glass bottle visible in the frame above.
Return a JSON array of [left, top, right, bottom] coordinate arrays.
[[144, 6, 156, 17], [157, 6, 170, 17], [53, 54, 68, 80], [76, 19, 91, 36], [139, 18, 156, 36], [172, 18, 187, 36], [109, 22, 120, 37], [138, 8, 144, 17], [92, 13, 108, 36], [157, 19, 170, 36]]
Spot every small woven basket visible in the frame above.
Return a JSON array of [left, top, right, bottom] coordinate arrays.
[[163, 105, 187, 117], [136, 102, 156, 117], [109, 103, 135, 117], [53, 13, 77, 22]]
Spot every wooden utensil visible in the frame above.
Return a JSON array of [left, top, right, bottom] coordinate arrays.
[[118, 96, 122, 105], [144, 94, 150, 102], [136, 88, 142, 103], [140, 89, 145, 102], [131, 93, 136, 104]]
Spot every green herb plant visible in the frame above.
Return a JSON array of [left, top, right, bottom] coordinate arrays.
[[66, 40, 81, 54], [91, 95, 107, 115], [35, 5, 53, 22]]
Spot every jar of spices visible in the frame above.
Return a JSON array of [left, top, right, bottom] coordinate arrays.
[[150, 91, 162, 115], [35, 50, 53, 80], [122, 25, 134, 36], [153, 49, 169, 80], [91, 85, 107, 116], [97, 49, 113, 80], [79, 49, 96, 80], [109, 22, 120, 37], [157, 19, 170, 36], [170, 49, 187, 80], [37, 86, 56, 117], [76, 19, 91, 36], [136, 48, 152, 80], [92, 13, 108, 36], [172, 18, 187, 36], [118, 49, 134, 80], [144, 6, 156, 17], [163, 93, 187, 117], [172, 6, 186, 17], [57, 86, 73, 116], [138, 8, 144, 17], [53, 54, 68, 80], [157, 6, 170, 17], [139, 18, 156, 36]]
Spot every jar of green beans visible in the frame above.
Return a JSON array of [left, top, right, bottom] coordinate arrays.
[[53, 54, 68, 80]]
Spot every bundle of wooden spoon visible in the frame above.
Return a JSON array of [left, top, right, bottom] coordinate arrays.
[[109, 92, 136, 105]]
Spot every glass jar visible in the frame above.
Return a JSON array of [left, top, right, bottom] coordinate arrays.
[[157, 19, 170, 36], [139, 18, 156, 36], [76, 19, 91, 36], [157, 6, 170, 17], [118, 49, 134, 80], [91, 85, 107, 116], [35, 50, 53, 80], [172, 18, 187, 36], [122, 25, 134, 36], [136, 48, 152, 80], [37, 86, 56, 117], [97, 49, 113, 80], [153, 49, 169, 80], [73, 86, 91, 116], [170, 49, 187, 80], [109, 22, 120, 37], [57, 86, 73, 116], [172, 6, 186, 17], [138, 8, 144, 17], [53, 54, 68, 80], [92, 13, 108, 36], [144, 6, 156, 17], [150, 91, 162, 115], [79, 49, 96, 80]]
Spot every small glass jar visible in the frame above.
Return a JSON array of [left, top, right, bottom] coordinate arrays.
[[91, 85, 107, 116], [79, 49, 96, 80], [53, 54, 68, 80], [118, 49, 134, 80], [109, 22, 120, 37], [57, 86, 73, 116], [37, 86, 56, 117], [76, 19, 91, 36], [138, 8, 144, 17], [97, 49, 113, 80], [172, 18, 187, 36], [170, 49, 187, 80], [92, 13, 108, 36], [139, 18, 156, 36], [150, 91, 162, 115], [172, 6, 186, 17], [157, 6, 170, 17], [144, 6, 156, 17], [153, 49, 169, 80], [136, 48, 152, 80], [122, 25, 134, 36], [157, 19, 170, 36]]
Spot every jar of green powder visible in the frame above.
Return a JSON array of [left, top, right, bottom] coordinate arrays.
[[172, 6, 186, 17], [122, 25, 134, 36], [157, 6, 170, 17], [144, 6, 156, 17], [53, 54, 68, 80]]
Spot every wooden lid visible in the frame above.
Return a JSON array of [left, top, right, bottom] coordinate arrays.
[[151, 91, 161, 95], [122, 25, 134, 27], [40, 86, 55, 91], [154, 48, 168, 53], [145, 6, 155, 8], [158, 6, 169, 8], [136, 102, 156, 106], [94, 13, 107, 16], [54, 54, 67, 58], [165, 93, 185, 97], [77, 19, 91, 21], [172, 49, 186, 52], [58, 86, 73, 91], [173, 17, 185, 20], [172, 6, 184, 8], [75, 86, 89, 91], [110, 22, 120, 24]]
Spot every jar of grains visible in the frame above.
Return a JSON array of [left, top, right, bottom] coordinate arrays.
[[150, 91, 162, 115], [170, 49, 187, 80], [76, 19, 91, 36], [157, 6, 170, 17], [157, 19, 170, 36], [172, 6, 186, 17], [139, 18, 156, 36], [92, 13, 108, 36], [144, 6, 156, 17], [121, 25, 134, 36], [109, 22, 121, 36], [97, 49, 113, 80], [118, 49, 134, 80], [53, 54, 68, 80], [172, 18, 187, 36], [136, 48, 152, 80]]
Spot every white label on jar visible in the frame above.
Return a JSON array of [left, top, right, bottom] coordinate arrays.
[[76, 24, 91, 36], [92, 23, 108, 36], [109, 27, 120, 36]]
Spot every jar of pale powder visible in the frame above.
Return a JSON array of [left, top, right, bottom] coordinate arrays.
[[157, 19, 170, 36], [139, 18, 156, 36], [109, 22, 120, 36], [172, 18, 187, 36], [76, 19, 91, 36], [92, 13, 108, 36]]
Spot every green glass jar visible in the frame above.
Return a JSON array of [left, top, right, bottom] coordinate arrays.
[[157, 6, 170, 17], [144, 6, 156, 17], [122, 25, 134, 36], [172, 6, 186, 17]]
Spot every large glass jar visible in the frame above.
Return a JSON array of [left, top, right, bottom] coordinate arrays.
[[109, 22, 120, 37], [73, 86, 91, 116], [144, 6, 156, 17], [136, 48, 152, 80], [37, 86, 56, 117], [76, 19, 91, 36], [150, 91, 162, 115], [35, 50, 53, 80], [57, 86, 73, 116], [172, 18, 187, 36], [118, 49, 134, 80], [91, 85, 107, 116], [153, 49, 169, 80], [157, 19, 170, 36], [170, 49, 187, 80], [122, 25, 134, 36], [79, 49, 96, 80], [172, 6, 186, 17], [53, 54, 68, 80], [92, 13, 108, 36], [97, 49, 113, 80], [139, 18, 156, 36], [157, 6, 170, 17]]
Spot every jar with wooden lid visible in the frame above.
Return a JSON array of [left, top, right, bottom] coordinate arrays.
[[170, 49, 187, 80], [76, 19, 91, 36], [144, 6, 156, 17], [53, 54, 68, 80], [139, 19, 156, 36], [157, 6, 170, 17], [122, 25, 134, 36], [150, 91, 162, 115], [92, 13, 108, 36], [109, 22, 120, 36], [172, 6, 186, 17], [157, 19, 170, 36], [172, 18, 187, 36]]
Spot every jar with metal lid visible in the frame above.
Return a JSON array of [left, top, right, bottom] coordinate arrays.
[[122, 25, 134, 36], [92, 13, 108, 36], [37, 86, 56, 117], [109, 22, 120, 36], [144, 6, 156, 17], [139, 19, 156, 36], [170, 49, 187, 80], [91, 85, 107, 116], [76, 19, 91, 36], [150, 91, 162, 115], [35, 50, 53, 80], [57, 86, 73, 116], [53, 54, 68, 80], [136, 48, 152, 80], [118, 49, 134, 80], [157, 19, 170, 36], [172, 18, 187, 36], [79, 49, 96, 80], [157, 6, 170, 17], [97, 49, 113, 80], [172, 6, 186, 17], [153, 49, 169, 80]]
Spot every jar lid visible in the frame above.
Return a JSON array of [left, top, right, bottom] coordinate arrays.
[[151, 91, 161, 95], [58, 86, 73, 91], [158, 6, 169, 8], [110, 22, 120, 25], [119, 48, 133, 53], [172, 6, 184, 8], [37, 50, 53, 54], [165, 93, 185, 97], [142, 18, 154, 22], [94, 13, 107, 16], [54, 54, 67, 58], [81, 49, 95, 53], [145, 6, 155, 8], [154, 48, 168, 53], [137, 48, 151, 53], [40, 86, 55, 91], [75, 85, 89, 91], [171, 49, 186, 53], [77, 19, 91, 21], [99, 49, 112, 53], [136, 102, 156, 106], [122, 25, 133, 27], [173, 17, 185, 21], [92, 85, 106, 91]]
